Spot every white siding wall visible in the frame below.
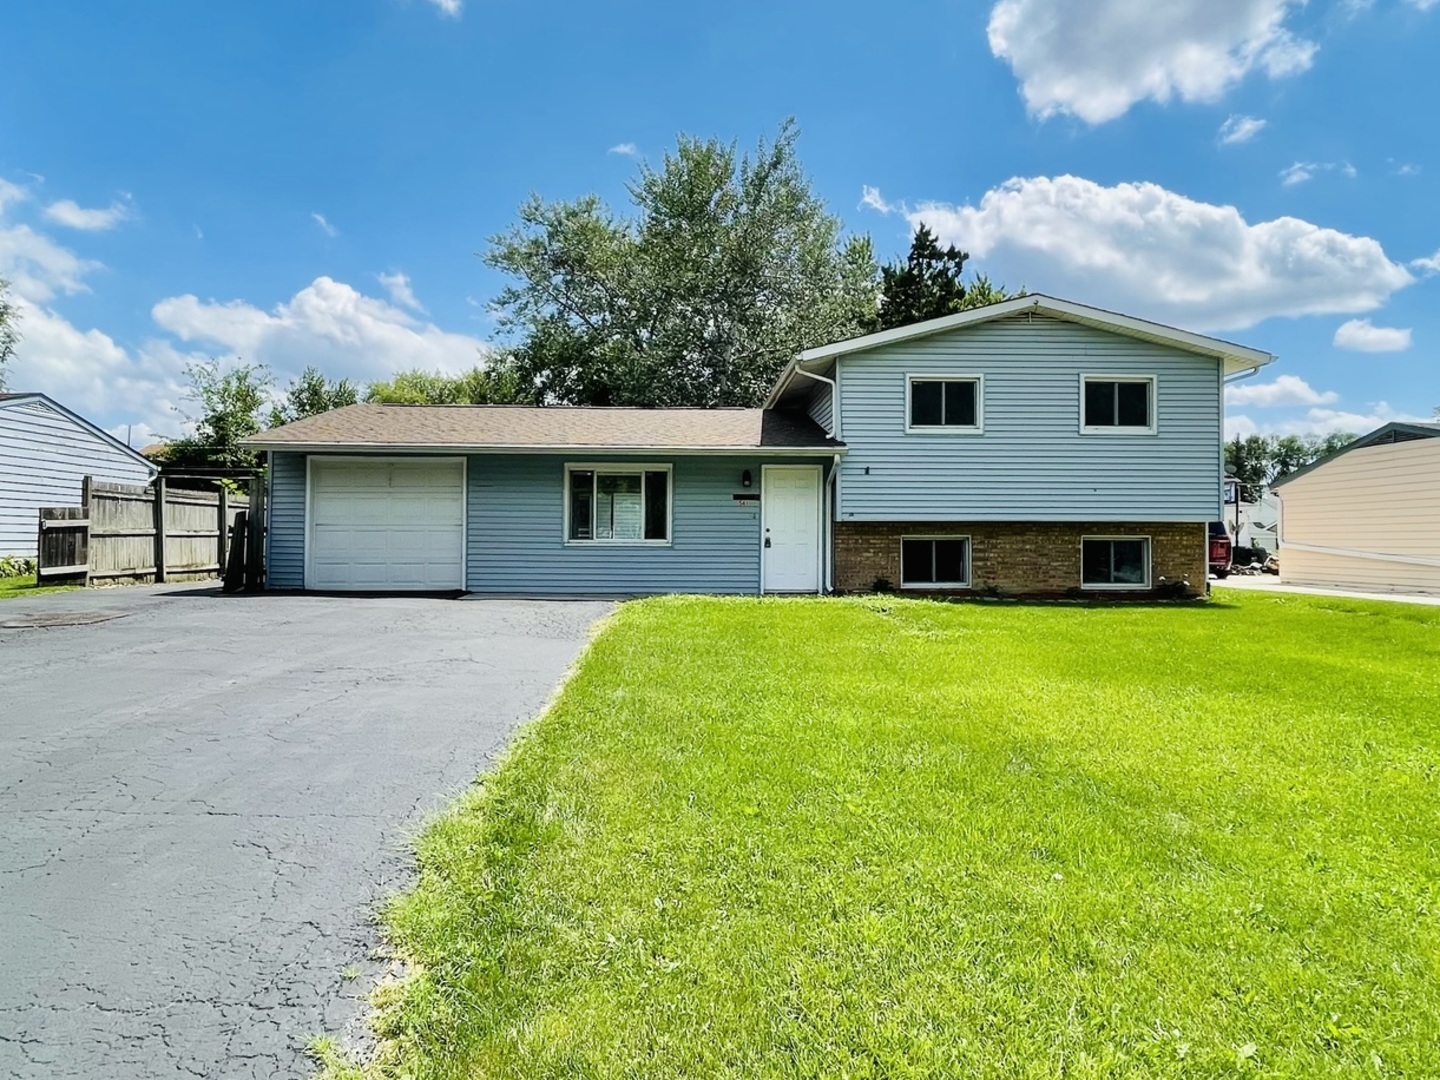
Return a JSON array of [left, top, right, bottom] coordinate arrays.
[[1277, 439, 1440, 592], [835, 314, 1224, 522], [0, 399, 156, 557]]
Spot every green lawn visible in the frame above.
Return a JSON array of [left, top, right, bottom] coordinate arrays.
[[334, 592, 1440, 1079], [0, 573, 76, 599]]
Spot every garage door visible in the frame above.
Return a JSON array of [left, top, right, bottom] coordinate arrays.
[[308, 458, 465, 590]]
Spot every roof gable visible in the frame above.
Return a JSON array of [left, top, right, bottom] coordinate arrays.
[[0, 392, 159, 474], [766, 294, 1275, 407]]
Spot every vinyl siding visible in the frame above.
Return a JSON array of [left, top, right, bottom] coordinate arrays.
[[835, 314, 1224, 522], [267, 452, 307, 588], [0, 399, 156, 557], [1277, 438, 1440, 592], [804, 382, 834, 436], [467, 454, 796, 594]]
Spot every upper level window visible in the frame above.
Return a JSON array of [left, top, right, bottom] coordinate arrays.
[[1082, 376, 1155, 434], [907, 376, 982, 433], [566, 466, 670, 543]]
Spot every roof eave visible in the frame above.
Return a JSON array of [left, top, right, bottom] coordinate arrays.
[[243, 440, 846, 456]]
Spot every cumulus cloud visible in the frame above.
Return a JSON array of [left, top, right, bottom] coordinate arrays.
[[1333, 318, 1413, 352], [1224, 375, 1339, 407], [608, 142, 638, 157], [151, 276, 486, 384], [867, 175, 1413, 331], [1280, 161, 1357, 186], [1219, 115, 1267, 145], [1228, 402, 1430, 439], [987, 0, 1316, 123], [311, 212, 338, 238], [0, 222, 101, 302], [43, 198, 131, 231], [859, 185, 895, 214], [427, 0, 462, 16], [377, 270, 425, 313]]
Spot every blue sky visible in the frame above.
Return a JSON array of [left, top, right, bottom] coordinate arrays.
[[2, 0, 1437, 444]]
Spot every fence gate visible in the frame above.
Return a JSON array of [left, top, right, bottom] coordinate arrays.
[[36, 506, 91, 583]]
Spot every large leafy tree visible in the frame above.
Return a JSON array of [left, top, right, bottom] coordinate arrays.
[[365, 365, 522, 405], [876, 226, 1016, 331], [268, 366, 359, 427], [0, 276, 20, 391], [1225, 432, 1357, 500], [161, 360, 271, 471], [485, 121, 880, 407]]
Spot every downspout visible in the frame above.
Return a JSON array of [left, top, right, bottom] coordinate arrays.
[[827, 452, 841, 593]]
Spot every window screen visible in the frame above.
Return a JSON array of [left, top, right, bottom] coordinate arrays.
[[568, 469, 669, 542], [901, 537, 970, 586], [1083, 379, 1152, 429], [910, 379, 978, 428]]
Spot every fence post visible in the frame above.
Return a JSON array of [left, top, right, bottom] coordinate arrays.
[[245, 475, 265, 591], [81, 476, 92, 586], [154, 476, 168, 584], [217, 485, 229, 575]]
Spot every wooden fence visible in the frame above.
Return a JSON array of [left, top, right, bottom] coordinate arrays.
[[36, 477, 255, 586]]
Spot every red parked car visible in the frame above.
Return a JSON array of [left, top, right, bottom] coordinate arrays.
[[1209, 520, 1233, 578]]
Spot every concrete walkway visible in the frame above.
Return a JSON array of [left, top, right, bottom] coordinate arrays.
[[1214, 576, 1440, 606], [0, 585, 610, 1079]]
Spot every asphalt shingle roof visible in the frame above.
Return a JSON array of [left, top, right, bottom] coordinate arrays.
[[244, 404, 841, 452]]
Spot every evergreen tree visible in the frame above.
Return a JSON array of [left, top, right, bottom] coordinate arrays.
[[875, 226, 1017, 331]]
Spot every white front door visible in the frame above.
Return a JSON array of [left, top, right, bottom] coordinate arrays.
[[308, 458, 465, 590], [762, 465, 821, 593]]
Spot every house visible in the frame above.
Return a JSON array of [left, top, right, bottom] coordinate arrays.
[[0, 392, 159, 559], [1270, 421, 1440, 594], [246, 295, 1273, 597]]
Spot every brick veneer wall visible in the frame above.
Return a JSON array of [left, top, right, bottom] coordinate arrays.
[[834, 522, 1208, 598]]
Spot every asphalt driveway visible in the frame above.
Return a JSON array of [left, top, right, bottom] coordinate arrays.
[[0, 585, 610, 1079]]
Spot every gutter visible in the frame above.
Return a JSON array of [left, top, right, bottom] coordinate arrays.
[[242, 442, 846, 456]]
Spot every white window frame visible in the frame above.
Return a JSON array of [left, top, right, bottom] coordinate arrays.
[[1079, 374, 1158, 436], [905, 374, 985, 435], [563, 463, 674, 547], [1079, 534, 1152, 591], [900, 534, 973, 589]]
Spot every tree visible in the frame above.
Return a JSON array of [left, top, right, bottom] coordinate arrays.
[[161, 360, 271, 471], [1225, 431, 1358, 500], [875, 226, 1018, 331], [0, 276, 20, 391], [485, 120, 880, 408], [365, 364, 522, 405], [268, 366, 358, 427]]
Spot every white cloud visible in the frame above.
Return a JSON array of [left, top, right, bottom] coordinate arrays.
[[1225, 414, 1261, 439], [1411, 248, 1440, 274], [859, 185, 895, 214], [311, 212, 338, 238], [0, 221, 102, 302], [1280, 161, 1357, 186], [1224, 375, 1339, 407], [608, 142, 638, 157], [1394, 163, 1422, 177], [0, 178, 28, 214], [376, 270, 425, 313], [1406, 0, 1438, 11], [427, 0, 462, 16], [151, 276, 486, 384], [1219, 115, 1267, 145], [1333, 318, 1413, 352], [986, 0, 1315, 123], [1226, 402, 1430, 439], [878, 175, 1413, 331], [43, 198, 131, 231]]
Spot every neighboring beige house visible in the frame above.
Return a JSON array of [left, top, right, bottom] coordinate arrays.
[[1271, 422, 1440, 594]]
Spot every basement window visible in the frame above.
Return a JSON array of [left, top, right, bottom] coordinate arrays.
[[1080, 537, 1150, 589], [901, 537, 971, 588]]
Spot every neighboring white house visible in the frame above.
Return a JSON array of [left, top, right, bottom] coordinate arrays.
[[1271, 422, 1440, 594], [0, 392, 159, 558]]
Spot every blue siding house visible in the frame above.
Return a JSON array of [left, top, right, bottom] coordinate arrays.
[[0, 393, 159, 558], [248, 295, 1273, 598]]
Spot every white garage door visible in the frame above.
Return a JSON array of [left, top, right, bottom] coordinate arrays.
[[308, 458, 465, 590]]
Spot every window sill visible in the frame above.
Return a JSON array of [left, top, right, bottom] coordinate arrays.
[[904, 426, 984, 436], [1079, 581, 1151, 590], [564, 540, 673, 548], [1079, 426, 1157, 436], [901, 582, 972, 590]]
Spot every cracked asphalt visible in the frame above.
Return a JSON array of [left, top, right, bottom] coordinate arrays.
[[0, 585, 610, 1079]]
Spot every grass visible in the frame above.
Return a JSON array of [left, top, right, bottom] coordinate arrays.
[[0, 573, 76, 599], [335, 592, 1440, 1079]]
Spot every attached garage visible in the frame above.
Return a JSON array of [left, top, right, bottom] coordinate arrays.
[[306, 458, 465, 591]]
